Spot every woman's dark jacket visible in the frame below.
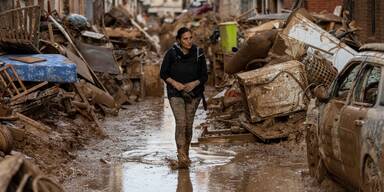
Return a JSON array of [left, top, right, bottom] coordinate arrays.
[[160, 43, 208, 98]]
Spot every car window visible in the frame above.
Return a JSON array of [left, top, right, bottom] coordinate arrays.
[[333, 63, 361, 101], [353, 65, 381, 106]]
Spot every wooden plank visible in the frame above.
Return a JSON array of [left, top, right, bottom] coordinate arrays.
[[3, 70, 20, 95], [23, 6, 28, 40], [9, 56, 47, 64], [11, 81, 48, 101], [0, 73, 14, 96], [241, 122, 289, 142], [7, 64, 27, 91], [48, 22, 55, 42], [74, 83, 106, 136], [15, 112, 51, 133], [198, 133, 256, 144], [143, 64, 163, 97]]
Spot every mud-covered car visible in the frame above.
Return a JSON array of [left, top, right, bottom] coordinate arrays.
[[306, 44, 384, 191]]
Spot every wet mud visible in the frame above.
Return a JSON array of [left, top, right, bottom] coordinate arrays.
[[63, 98, 345, 192]]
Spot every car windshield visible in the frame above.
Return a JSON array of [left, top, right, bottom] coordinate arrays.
[[335, 63, 361, 100]]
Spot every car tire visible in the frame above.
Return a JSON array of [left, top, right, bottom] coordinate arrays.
[[306, 124, 326, 183], [0, 125, 13, 154], [363, 156, 383, 192]]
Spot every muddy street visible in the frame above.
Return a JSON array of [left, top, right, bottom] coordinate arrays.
[[0, 0, 383, 191], [62, 98, 344, 192]]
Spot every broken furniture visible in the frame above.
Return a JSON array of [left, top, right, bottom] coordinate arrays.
[[0, 63, 49, 103], [237, 60, 308, 123], [0, 6, 41, 53], [282, 9, 357, 71]]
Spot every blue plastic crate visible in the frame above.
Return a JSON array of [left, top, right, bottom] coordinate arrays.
[[0, 54, 77, 83]]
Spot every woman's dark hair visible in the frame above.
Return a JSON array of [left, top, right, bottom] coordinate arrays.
[[176, 27, 191, 40]]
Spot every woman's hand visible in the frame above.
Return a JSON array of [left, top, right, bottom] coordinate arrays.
[[184, 80, 200, 92], [166, 78, 185, 91], [172, 81, 186, 91]]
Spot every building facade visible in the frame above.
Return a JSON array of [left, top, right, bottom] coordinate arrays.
[[345, 0, 384, 43], [283, 0, 343, 13]]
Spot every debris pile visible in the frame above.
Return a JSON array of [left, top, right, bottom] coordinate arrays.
[[104, 5, 163, 101], [0, 2, 163, 182], [196, 8, 361, 145]]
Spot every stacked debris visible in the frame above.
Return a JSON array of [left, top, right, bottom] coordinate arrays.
[[0, 2, 162, 183], [104, 5, 163, 101], [196, 8, 361, 144]]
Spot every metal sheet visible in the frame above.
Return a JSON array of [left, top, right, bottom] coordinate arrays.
[[247, 13, 289, 21], [63, 47, 95, 83], [237, 60, 308, 122], [76, 41, 121, 74], [282, 9, 357, 71]]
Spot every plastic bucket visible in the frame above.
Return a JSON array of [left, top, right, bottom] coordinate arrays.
[[219, 22, 237, 53]]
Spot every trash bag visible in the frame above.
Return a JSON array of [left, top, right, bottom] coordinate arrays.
[[65, 14, 90, 31]]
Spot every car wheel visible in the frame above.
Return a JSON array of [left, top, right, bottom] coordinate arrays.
[[0, 125, 13, 154], [306, 124, 326, 183], [363, 157, 383, 192]]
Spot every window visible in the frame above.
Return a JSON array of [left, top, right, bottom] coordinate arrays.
[[333, 63, 361, 101], [353, 65, 381, 106]]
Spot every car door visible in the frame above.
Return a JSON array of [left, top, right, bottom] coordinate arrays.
[[338, 64, 382, 187], [320, 61, 362, 177]]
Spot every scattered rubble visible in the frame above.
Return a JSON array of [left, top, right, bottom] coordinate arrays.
[[195, 7, 362, 145], [0, 1, 367, 190]]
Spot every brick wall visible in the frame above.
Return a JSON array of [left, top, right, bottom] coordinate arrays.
[[283, 0, 342, 13], [306, 0, 343, 13], [283, 0, 293, 10], [351, 0, 384, 43]]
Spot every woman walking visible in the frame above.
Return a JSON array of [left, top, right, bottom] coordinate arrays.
[[160, 27, 208, 169]]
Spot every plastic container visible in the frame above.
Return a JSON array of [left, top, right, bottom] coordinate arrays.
[[219, 22, 238, 53]]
